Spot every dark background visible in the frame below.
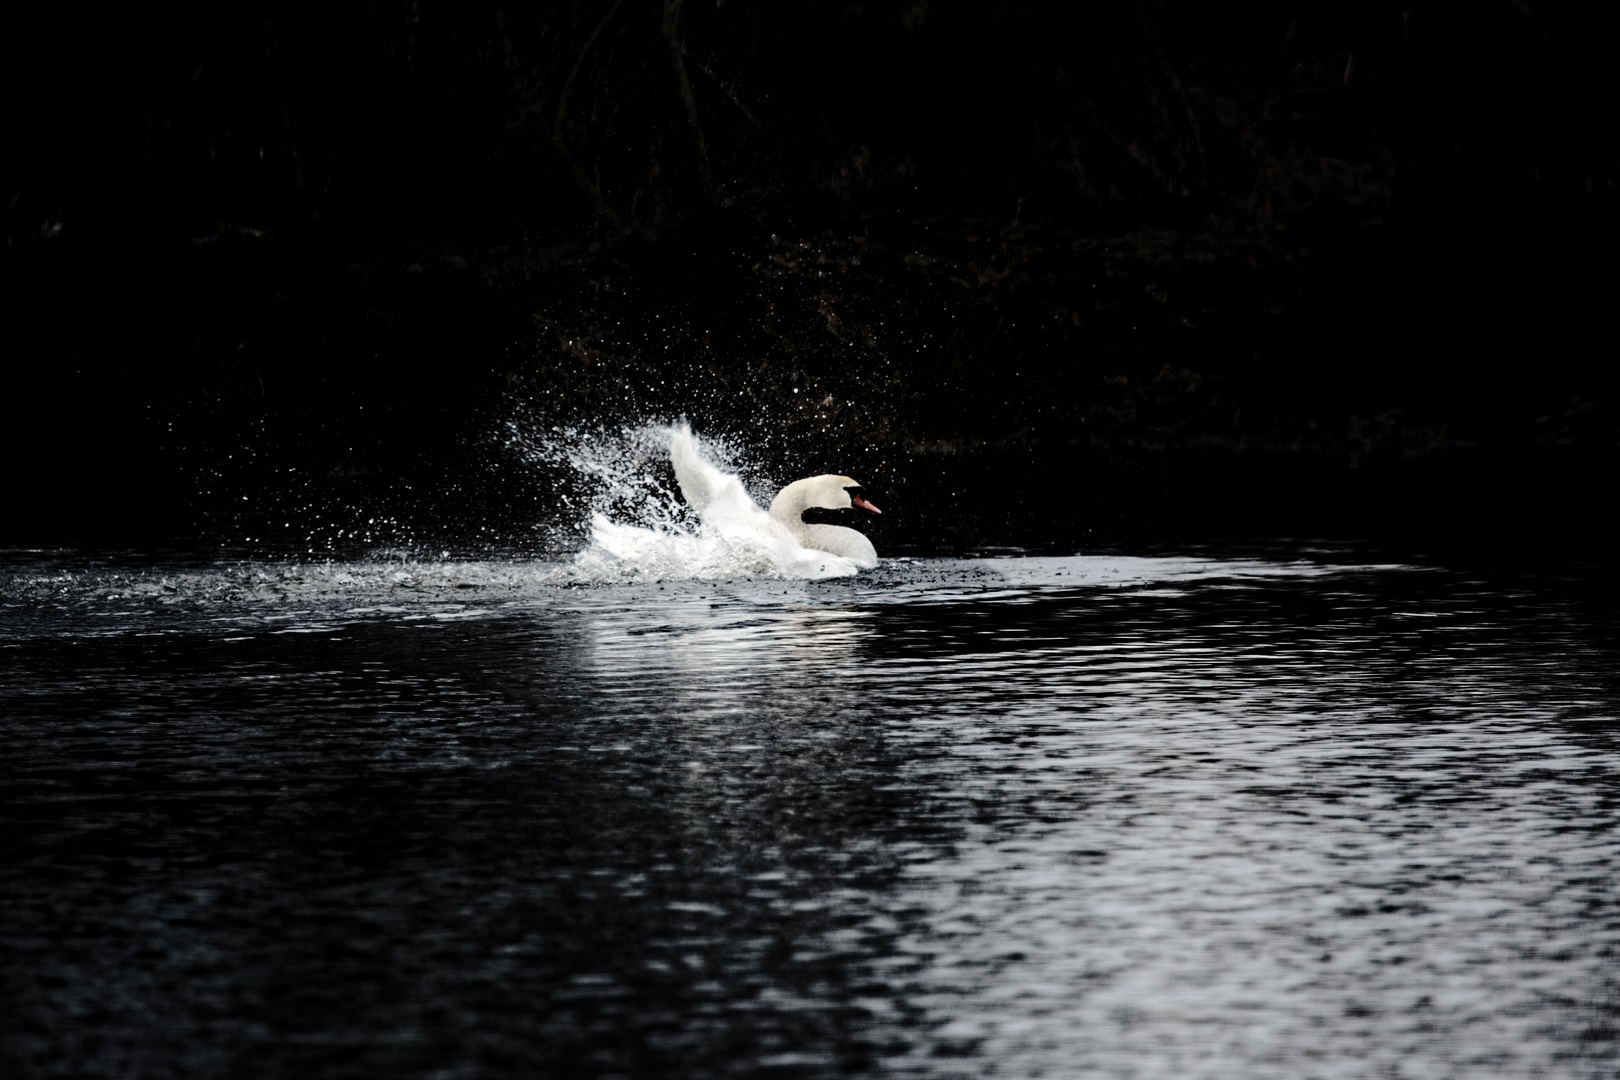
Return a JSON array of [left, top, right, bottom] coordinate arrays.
[[4, 0, 1615, 555]]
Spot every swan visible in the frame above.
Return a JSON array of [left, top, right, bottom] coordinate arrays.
[[769, 475, 882, 569], [666, 428, 881, 576]]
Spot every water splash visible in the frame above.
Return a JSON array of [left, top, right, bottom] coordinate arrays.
[[524, 423, 869, 582]]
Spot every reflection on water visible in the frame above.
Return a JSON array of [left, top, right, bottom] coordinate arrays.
[[2, 552, 1618, 1078]]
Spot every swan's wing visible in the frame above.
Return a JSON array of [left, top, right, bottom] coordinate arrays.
[[670, 430, 715, 512]]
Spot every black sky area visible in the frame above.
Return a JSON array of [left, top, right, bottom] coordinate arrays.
[[4, 1, 1616, 554]]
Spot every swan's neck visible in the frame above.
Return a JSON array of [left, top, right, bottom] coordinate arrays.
[[768, 479, 819, 535], [768, 476, 878, 569]]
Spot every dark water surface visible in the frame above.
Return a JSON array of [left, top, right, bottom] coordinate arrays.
[[4, 551, 1619, 1078]]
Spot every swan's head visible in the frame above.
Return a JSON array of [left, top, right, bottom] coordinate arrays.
[[810, 475, 882, 515]]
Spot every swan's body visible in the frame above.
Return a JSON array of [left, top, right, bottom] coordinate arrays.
[[769, 474, 881, 569]]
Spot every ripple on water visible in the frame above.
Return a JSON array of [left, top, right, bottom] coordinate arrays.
[[1, 552, 1617, 1078]]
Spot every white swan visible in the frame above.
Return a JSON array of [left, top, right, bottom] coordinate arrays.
[[625, 426, 880, 579], [769, 475, 882, 569]]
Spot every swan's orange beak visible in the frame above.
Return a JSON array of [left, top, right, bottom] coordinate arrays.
[[851, 493, 882, 514]]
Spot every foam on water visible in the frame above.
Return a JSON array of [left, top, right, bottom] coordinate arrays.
[[544, 424, 866, 582]]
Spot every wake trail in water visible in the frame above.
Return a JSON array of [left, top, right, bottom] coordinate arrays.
[[543, 424, 867, 583]]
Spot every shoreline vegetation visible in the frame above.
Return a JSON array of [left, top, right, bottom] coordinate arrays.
[[5, 2, 1615, 553]]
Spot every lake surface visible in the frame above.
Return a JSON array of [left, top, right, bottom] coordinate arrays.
[[3, 550, 1618, 1078]]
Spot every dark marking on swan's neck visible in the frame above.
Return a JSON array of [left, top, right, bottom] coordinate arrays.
[[800, 507, 857, 527]]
